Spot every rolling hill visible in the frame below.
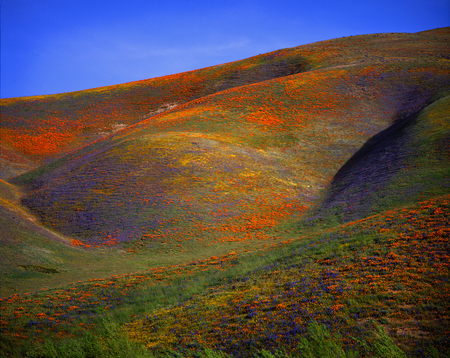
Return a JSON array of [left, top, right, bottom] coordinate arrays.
[[308, 91, 450, 225], [0, 27, 449, 357]]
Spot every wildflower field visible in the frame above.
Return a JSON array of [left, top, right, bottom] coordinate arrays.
[[1, 194, 449, 357], [0, 28, 450, 357]]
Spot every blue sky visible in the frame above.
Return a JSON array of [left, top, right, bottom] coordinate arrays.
[[1, 0, 449, 99]]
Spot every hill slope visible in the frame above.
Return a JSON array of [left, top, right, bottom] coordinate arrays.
[[1, 27, 449, 178], [0, 43, 308, 179], [308, 92, 450, 226], [0, 179, 73, 295], [9, 29, 450, 258]]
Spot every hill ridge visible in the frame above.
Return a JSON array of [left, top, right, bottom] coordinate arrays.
[[2, 27, 449, 179]]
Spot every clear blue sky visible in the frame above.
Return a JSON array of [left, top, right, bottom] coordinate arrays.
[[1, 0, 449, 99]]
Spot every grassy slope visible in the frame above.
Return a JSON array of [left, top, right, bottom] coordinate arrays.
[[1, 195, 448, 356], [0, 179, 73, 295], [1, 27, 449, 178], [0, 180, 150, 297], [0, 42, 308, 179], [10, 29, 450, 260], [0, 28, 449, 357], [122, 87, 450, 357], [125, 194, 450, 357], [307, 92, 450, 226]]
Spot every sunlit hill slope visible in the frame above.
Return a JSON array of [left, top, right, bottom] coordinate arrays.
[[0, 28, 449, 357], [6, 28, 450, 250]]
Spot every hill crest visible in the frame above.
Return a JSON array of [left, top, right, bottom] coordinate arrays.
[[2, 27, 449, 179]]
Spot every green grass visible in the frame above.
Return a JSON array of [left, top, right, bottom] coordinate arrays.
[[6, 320, 406, 358]]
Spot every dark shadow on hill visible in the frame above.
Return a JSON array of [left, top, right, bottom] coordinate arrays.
[[305, 95, 450, 225]]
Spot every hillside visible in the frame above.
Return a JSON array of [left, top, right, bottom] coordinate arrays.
[[10, 28, 450, 252], [307, 91, 450, 226], [0, 180, 151, 297], [0, 28, 449, 357], [0, 41, 308, 179], [1, 27, 449, 178]]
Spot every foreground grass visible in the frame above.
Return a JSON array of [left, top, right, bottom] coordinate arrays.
[[1, 194, 448, 357], [17, 319, 407, 358]]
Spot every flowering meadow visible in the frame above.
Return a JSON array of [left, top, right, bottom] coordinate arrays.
[[0, 194, 448, 357], [125, 194, 450, 357], [0, 28, 450, 357], [9, 28, 450, 254]]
